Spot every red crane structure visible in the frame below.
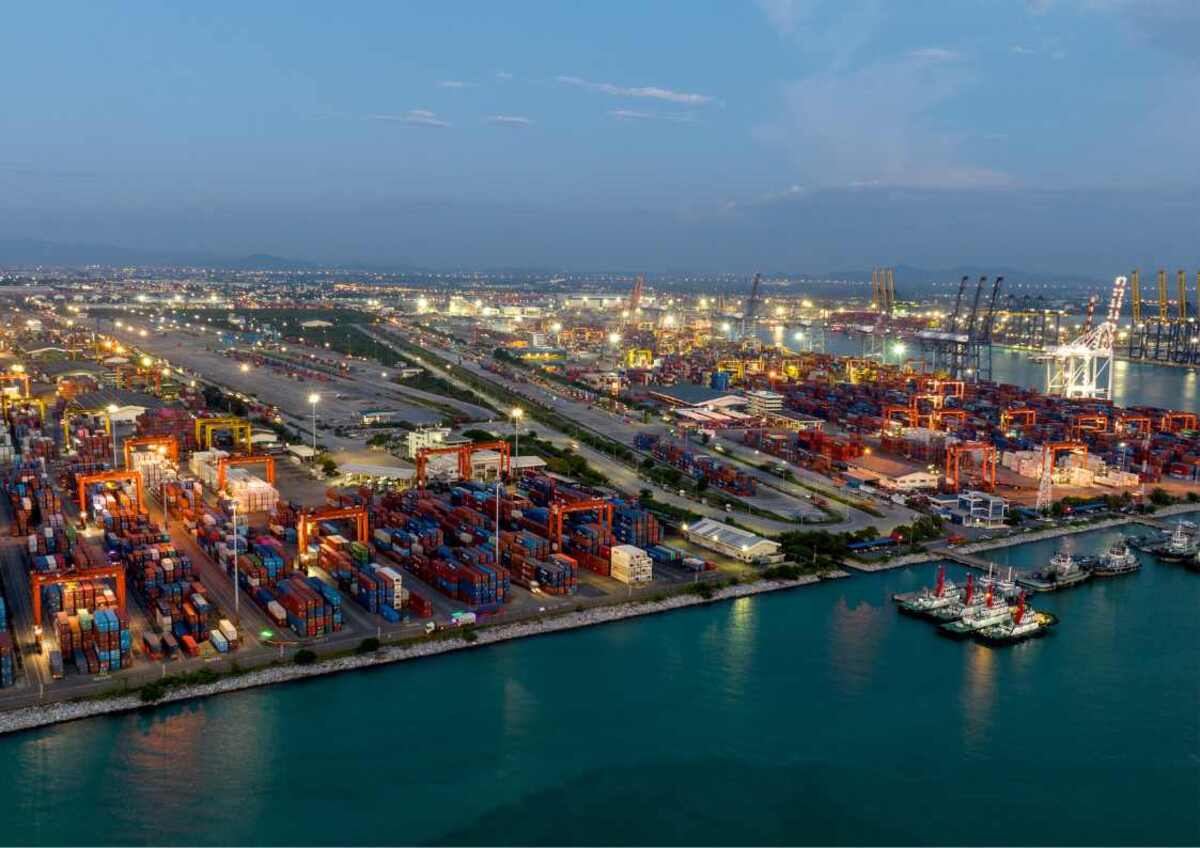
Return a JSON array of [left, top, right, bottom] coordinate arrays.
[[415, 441, 511, 488], [296, 504, 369, 552], [76, 470, 144, 523], [945, 442, 998, 491]]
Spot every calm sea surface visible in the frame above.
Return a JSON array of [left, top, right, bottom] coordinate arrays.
[[2, 524, 1197, 846]]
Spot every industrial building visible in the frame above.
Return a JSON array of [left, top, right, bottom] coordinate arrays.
[[682, 518, 781, 562]]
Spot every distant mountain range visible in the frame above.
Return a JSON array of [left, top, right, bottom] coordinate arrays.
[[0, 237, 1111, 293], [0, 238, 318, 270]]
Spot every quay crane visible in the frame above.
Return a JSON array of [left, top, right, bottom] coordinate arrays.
[[1045, 276, 1126, 400]]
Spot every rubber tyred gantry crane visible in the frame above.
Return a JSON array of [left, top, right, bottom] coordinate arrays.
[[217, 454, 276, 491], [296, 505, 369, 552]]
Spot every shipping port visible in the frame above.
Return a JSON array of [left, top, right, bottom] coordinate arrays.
[[0, 264, 1197, 716]]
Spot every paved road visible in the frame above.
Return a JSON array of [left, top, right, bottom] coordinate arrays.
[[363, 327, 799, 537]]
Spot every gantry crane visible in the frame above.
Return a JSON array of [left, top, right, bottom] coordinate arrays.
[[945, 442, 997, 492], [296, 504, 369, 552], [122, 434, 179, 468], [194, 416, 253, 452], [415, 440, 512, 488], [547, 498, 613, 551], [217, 454, 276, 491], [31, 564, 126, 628], [76, 469, 144, 523]]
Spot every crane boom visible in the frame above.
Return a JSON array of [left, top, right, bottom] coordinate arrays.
[[950, 275, 969, 332], [1130, 269, 1141, 324]]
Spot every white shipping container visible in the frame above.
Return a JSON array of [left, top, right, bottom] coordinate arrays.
[[218, 619, 238, 644]]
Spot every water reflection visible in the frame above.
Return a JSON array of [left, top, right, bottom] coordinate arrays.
[[827, 595, 885, 697], [960, 643, 996, 754]]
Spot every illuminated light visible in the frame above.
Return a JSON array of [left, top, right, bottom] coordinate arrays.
[[141, 356, 152, 367], [308, 393, 320, 405], [608, 332, 622, 345]]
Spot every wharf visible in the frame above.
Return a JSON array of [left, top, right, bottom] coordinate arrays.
[[841, 503, 1200, 573]]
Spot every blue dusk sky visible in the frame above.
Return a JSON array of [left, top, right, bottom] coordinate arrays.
[[0, 1, 1197, 272]]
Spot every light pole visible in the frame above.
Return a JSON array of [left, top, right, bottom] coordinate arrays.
[[157, 446, 168, 528], [106, 404, 120, 467], [231, 500, 240, 621], [1118, 441, 1127, 473], [495, 480, 503, 569], [511, 407, 524, 463], [308, 393, 320, 458]]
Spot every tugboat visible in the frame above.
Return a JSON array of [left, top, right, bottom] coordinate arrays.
[[977, 563, 1019, 600], [1152, 521, 1198, 563], [930, 573, 980, 622], [894, 565, 960, 616], [1088, 539, 1141, 577], [941, 583, 1013, 636], [975, 592, 1057, 645], [1019, 551, 1092, 592]]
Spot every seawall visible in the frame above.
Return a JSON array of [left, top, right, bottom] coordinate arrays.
[[0, 574, 829, 738]]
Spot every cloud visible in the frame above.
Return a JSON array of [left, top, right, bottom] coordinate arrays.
[[1086, 0, 1200, 60], [556, 75, 714, 105], [486, 115, 533, 127], [908, 47, 960, 62], [369, 109, 450, 128], [436, 80, 474, 89], [759, 51, 1009, 189], [1011, 44, 1037, 54], [607, 109, 696, 123], [495, 71, 513, 81]]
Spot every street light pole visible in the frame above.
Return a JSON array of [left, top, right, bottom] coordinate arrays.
[[308, 393, 320, 459], [231, 500, 241, 622], [106, 404, 120, 467]]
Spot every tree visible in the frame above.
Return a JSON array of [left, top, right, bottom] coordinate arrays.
[[1149, 488, 1173, 507]]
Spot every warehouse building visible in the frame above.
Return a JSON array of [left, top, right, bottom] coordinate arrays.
[[682, 518, 781, 563]]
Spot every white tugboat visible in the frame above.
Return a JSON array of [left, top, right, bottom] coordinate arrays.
[[930, 573, 980, 622], [1019, 550, 1091, 592], [1153, 521, 1198, 563], [1089, 539, 1141, 577], [975, 592, 1057, 644], [894, 565, 960, 616], [977, 563, 1019, 600], [941, 582, 1013, 636]]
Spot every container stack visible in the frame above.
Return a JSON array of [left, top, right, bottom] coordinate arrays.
[[129, 448, 178, 491], [0, 632, 13, 688], [271, 575, 343, 637], [612, 503, 662, 548], [53, 607, 132, 673], [70, 427, 112, 464], [136, 408, 198, 454], [162, 479, 204, 522], [222, 467, 279, 514], [609, 544, 653, 585]]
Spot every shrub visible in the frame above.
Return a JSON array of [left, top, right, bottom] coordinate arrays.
[[356, 637, 381, 654], [294, 649, 318, 666]]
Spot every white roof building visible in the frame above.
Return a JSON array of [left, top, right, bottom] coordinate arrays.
[[682, 518, 781, 562]]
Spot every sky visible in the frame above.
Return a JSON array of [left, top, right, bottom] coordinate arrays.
[[0, 0, 1197, 273]]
